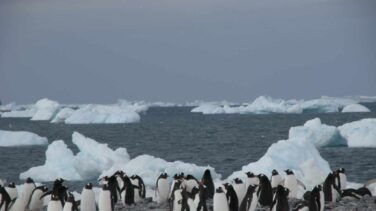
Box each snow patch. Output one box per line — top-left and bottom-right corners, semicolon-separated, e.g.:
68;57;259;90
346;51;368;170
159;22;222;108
0;130;48;147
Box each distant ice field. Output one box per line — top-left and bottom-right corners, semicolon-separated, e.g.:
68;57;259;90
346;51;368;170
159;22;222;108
0;103;376;190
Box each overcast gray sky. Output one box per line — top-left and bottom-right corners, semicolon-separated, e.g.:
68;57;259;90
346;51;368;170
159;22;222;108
1;0;375;104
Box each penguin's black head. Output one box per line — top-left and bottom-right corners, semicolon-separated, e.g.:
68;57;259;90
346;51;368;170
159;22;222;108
8;182;15;188
179;172;185;179
272;169;279;176
42;186;48;192
246;172;255;178
186;175;196;180
316;185;322;191
285;169;293;175
160;173;168;179
338;168;345;173
59;178;65;182
223;183;230;188
173;174;179;180
203;169;211;177
51;194;60;201
26;177;34;183
216;187;224;193
85;183;93;189
233;178;243;184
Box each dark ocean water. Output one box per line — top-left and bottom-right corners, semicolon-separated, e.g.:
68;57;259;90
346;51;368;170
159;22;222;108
1;102;376;190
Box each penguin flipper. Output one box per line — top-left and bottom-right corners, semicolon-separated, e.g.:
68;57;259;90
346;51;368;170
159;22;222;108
364;178;376;187
297;180;306;190
40;190;52;199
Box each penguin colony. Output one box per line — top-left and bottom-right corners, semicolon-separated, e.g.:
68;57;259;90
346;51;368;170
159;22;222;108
0;168;375;211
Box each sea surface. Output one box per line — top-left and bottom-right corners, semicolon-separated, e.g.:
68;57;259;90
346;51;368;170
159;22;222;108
1;102;376;190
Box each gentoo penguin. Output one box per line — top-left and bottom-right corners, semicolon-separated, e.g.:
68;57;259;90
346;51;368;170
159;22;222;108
120;176;134;206
156;173;170;204
170;183;183;211
223;183;238;211
47;194;63;211
283;169;306;198
193;185;208;211
62;194;79;211
245;172;259;188
98;184;113;211
323;173;340;203
113;171;125;200
335;168;347;190
106;175;120;204
201;169;215;199
181;188;197;211
341;187;372;200
257;174;273;207
184;175;199;193
0;186;12;211
22;177;36;205
270;185;289;211
41;178;67;207
239;185;258;211
5;183;17;201
169;173;184;199
130;175;146;202
317;185;324;211
80;183;96;211
28;186;49;211
295;186;321;211
213;187;229;211
270;170;283;191
232;178;246;207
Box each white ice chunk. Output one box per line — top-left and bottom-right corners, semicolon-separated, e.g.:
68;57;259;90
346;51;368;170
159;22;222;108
338;118;376;147
31;98;60;121
51;108;75;123
1;107;36;118
341;104;370;113
289;118;346;147
0;130;48;147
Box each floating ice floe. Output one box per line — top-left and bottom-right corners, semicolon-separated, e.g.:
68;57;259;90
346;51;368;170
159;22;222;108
289;118;346;147
31;98;60;121
0;130;48;147
341;104;370;113
1;104;36;118
338;118;376;147
50;107;75;123
20;132;220;184
191;96;368;114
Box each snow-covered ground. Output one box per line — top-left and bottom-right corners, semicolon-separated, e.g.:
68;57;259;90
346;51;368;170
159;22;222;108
191;96;373;114
0;130;48;147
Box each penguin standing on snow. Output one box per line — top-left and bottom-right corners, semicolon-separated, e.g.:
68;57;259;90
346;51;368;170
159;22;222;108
98;184;113;211
213;187;229;211
0;186;12;211
169;173;184;199
131;175;146;200
270;185;289;211
41;178;68;207
62;194;79;211
22;178;36;205
194;184;208;211
28;186;49;211
232;178;246;208
323;173;340;203
170;182;183;211
80;183;96;211
223;183;238;211
270;170;283;191
245;172;259;188
334;168;347;190
47;194;63;211
156;173;170;204
239;185;258;211
5;183;17;201
201;169;215;199
257;174;273;207
120;176;135;206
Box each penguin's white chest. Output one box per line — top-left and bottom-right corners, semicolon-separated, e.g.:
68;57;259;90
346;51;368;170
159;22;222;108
98;190;112;211
28;189;45;210
5;187;18;200
63;202;73;211
81;189;96;211
47;201;63;211
271;175;283;188
10;197;27;211
172;189;183;211
284;175;298;198
213;192;229;211
233;183;246;206
156;179;169;204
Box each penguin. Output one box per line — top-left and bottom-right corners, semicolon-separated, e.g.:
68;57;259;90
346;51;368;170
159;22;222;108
270;185;289;211
169;174;184;199
184;175;199;193
98;184;113;211
194;184;208;211
156;173;170;204
245;172;259;188
316;185;324;211
28;186;49;211
22;177;36;205
283;169;305;198
181;188;197;211
120;176;134;206
5;183;17;201
323;173;340;203
80;183;96;211
130;175;146;202
270;170;283;191
335;168;347;191
113;171;125;200
40;178;67;207
223;183;238;211
341;187;372;200
296;186;321;211
213;187;229;211
0;186;12;211
62;194;79;211
170;186;183;211
201;169;215;199
257;174;273;207
239;185;258;211
232;178;246;207
106;175;120;204
47;194;63;211
9;197;26;211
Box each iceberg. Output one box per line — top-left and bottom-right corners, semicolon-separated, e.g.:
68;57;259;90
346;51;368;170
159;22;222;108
341;104;370;113
31;98;60;121
1;105;36;118
338;119;376;147
228;138;331;190
50;107;75;123
289;118;346;147
64;104;141;124
0;130;48;147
